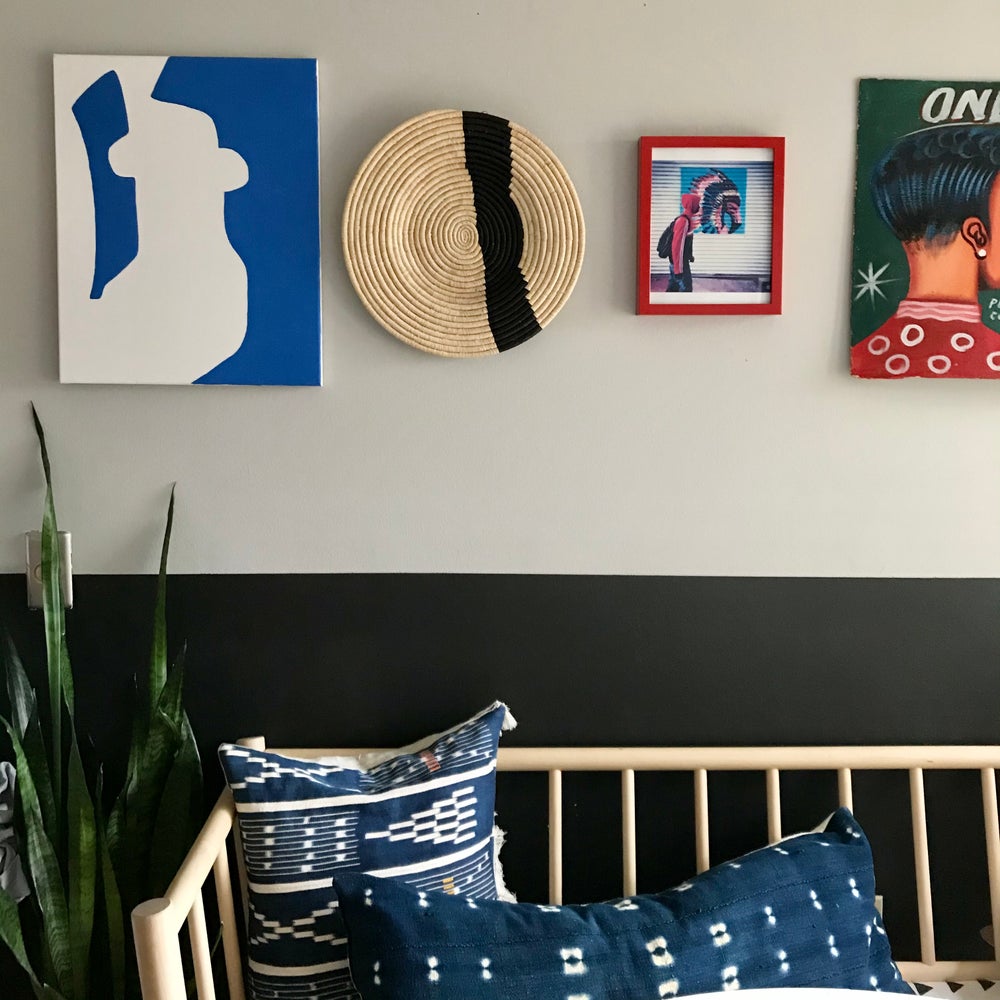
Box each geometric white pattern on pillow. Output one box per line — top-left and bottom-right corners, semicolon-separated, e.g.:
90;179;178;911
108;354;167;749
219;701;515;1000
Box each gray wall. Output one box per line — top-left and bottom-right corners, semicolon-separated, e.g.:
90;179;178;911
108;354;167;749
4;1;1000;577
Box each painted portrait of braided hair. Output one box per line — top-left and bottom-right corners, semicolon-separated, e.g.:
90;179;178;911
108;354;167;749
690;169;743;234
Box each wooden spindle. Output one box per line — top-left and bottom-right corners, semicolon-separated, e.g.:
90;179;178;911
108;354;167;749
982;769;1000;963
766;768;782;843
213;844;247;1000
549;769;563;904
187;892;216;1000
910;767;936;964
622;769;637;896
694;769;710;873
132;898;187;1000
838;768;854;811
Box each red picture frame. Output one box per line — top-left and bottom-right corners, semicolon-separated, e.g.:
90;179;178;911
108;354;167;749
636;135;785;315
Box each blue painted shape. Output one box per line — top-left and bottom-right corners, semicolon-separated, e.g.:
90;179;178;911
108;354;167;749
151;57;321;386
71;71;138;299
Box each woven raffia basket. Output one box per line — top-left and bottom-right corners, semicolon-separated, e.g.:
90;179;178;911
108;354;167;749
343;109;585;357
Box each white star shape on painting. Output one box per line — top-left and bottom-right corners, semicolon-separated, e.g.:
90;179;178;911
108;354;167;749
854;261;897;304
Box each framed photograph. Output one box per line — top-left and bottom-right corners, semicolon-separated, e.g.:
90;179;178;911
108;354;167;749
636;135;784;315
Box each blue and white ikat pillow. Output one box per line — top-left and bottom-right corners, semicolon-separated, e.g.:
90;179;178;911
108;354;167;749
336;808;913;1000
218;701;515;1000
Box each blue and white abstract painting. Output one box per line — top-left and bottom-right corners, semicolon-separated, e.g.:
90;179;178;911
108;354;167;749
54;55;321;385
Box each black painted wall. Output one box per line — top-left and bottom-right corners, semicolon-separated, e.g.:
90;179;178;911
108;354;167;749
2;572;999;996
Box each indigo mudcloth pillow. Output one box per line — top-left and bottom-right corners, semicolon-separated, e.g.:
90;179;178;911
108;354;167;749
337;808;912;1000
219;701;514;1000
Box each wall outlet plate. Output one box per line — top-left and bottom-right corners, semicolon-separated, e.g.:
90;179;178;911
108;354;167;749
25;531;73;609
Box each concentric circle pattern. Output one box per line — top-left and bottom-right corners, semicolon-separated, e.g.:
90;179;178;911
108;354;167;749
343;109;585;357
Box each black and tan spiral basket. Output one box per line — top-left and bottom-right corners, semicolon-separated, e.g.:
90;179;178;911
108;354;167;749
342;109;585;357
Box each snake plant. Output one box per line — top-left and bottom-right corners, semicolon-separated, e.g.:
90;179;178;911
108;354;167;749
0;406;203;999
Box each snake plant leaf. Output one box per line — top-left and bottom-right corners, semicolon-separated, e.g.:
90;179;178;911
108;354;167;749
36;909;59;999
3;630;35;739
32;406;74;838
31;983;69;1000
148;712;203;899
116;648;187;912
149;487;174;721
108;489;175;867
2;639;57;837
133;644;186;804
0;894;66;1000
95;770;125;1000
0;886;41;988
21;712;58;868
65;717;96;999
106;678;142;861
155;644;186;733
2;719;72;997
10;412;206;1000
29;403;54;525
